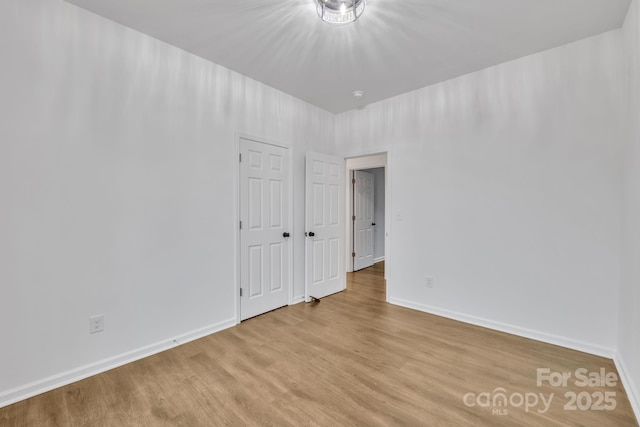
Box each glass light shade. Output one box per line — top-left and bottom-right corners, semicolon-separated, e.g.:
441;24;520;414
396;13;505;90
316;0;365;25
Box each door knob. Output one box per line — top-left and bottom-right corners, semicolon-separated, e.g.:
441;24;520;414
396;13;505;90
308;232;315;237
283;232;290;238
372;223;376;226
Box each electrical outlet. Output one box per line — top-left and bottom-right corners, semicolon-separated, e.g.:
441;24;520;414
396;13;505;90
426;277;434;288
89;315;104;334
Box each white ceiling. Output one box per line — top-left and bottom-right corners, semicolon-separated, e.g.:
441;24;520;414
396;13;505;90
66;0;631;114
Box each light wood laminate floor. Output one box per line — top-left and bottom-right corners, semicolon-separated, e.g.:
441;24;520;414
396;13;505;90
1;262;637;426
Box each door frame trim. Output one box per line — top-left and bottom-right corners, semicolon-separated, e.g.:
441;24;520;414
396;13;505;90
345;153;388;280
234;132;294;324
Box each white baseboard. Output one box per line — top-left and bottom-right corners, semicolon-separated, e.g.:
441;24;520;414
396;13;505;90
0;318;236;409
391;294;638;423
387;297;616;358
614;354;640;424
373;257;385;264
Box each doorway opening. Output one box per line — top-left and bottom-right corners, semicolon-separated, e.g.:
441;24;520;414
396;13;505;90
347;261;386;303
345;153;387;280
352;168;385;270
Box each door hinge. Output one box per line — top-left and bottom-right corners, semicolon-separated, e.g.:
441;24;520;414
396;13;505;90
352;215;356;221
352;178;356;184
239;153;242;162
352;252;356;258
239;221;242;230
240;288;243;297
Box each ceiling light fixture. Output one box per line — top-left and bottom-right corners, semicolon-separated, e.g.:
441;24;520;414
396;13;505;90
316;0;365;25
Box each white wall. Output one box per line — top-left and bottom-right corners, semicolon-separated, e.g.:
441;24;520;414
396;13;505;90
335;31;625;356
620;0;640;419
0;0;333;405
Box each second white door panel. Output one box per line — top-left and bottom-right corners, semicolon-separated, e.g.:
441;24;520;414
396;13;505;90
353;170;375;271
305;153;345;300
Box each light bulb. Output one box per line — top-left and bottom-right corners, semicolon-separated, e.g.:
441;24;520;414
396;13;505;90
340;2;346;14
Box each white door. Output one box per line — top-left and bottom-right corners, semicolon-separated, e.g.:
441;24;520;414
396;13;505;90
305;153;345;301
239;138;290;320
353;170;375;271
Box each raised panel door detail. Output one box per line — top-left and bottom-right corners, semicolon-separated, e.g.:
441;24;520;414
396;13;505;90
249;177;263;230
329;238;340;280
270;243;283;292
313;240;325;284
270;154;282;172
249;245;263;298
329;184;339;226
249;150;262;169
357;229;366;254
366;229;374;257
270;180;282;229
313;183;324;227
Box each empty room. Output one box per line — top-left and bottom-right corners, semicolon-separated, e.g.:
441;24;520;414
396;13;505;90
1;0;640;425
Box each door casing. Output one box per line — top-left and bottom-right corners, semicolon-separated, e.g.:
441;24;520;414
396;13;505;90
345;153;388;280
